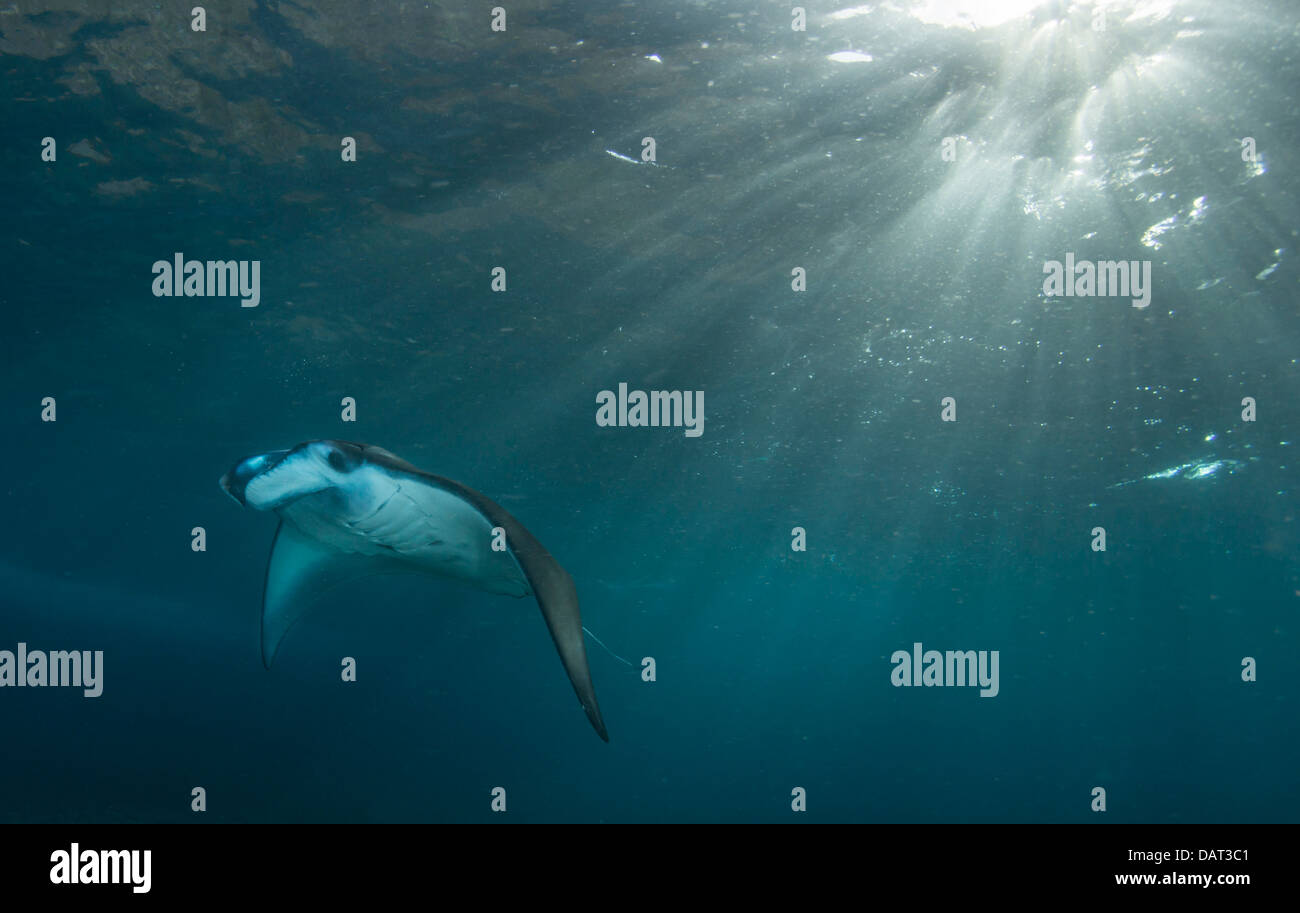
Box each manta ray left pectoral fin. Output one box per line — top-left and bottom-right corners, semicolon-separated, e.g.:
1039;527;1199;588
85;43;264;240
261;521;403;669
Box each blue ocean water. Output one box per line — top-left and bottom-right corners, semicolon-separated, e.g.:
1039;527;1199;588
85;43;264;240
1;0;1296;823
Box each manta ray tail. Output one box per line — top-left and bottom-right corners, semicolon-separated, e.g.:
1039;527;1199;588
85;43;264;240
583;626;635;667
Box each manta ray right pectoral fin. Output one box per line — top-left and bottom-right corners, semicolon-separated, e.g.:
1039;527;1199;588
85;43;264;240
509;535;610;743
261;521;403;669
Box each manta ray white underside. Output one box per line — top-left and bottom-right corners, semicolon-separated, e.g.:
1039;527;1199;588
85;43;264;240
220;439;609;741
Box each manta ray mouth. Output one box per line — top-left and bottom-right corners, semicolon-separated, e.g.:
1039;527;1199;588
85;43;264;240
219;472;244;505
219;467;253;505
219;449;291;506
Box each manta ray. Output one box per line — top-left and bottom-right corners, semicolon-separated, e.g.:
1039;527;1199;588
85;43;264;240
220;439;608;741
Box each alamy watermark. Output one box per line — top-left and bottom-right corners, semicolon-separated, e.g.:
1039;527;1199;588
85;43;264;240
151;252;260;307
0;643;103;696
891;642;999;697
50;844;150;893
596;382;704;437
1043;253;1151;308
